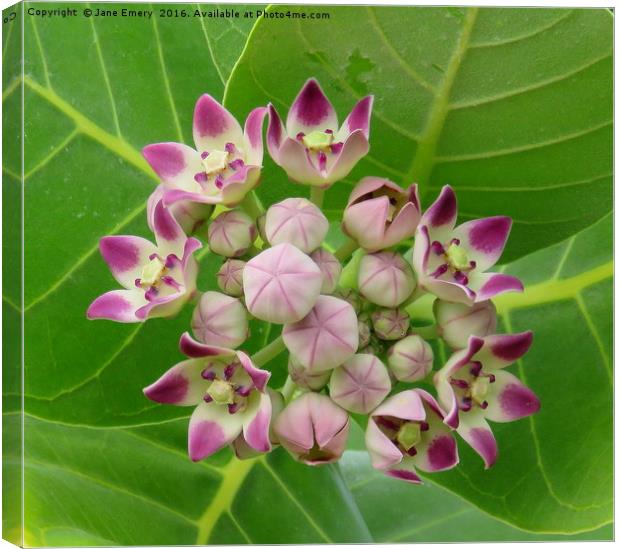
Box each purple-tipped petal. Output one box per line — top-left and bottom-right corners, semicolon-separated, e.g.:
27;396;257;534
179;331;232;359
457;412;498;469
218;164;263;206
87;289;147;323
470;272;524;302
275;137;327;186
99;236;156;290
153;200;186;258
193;94;243;153
476;331;534;370
421;185;457;241
373;390;426;422
282;295;359;372
454;216;512;271
329;354;392;414
237;351;270;392
325;130;370;183
485;370;540;422
188;401;244;461
242;391;272;453
266;104;286;161
143;359;206;406
243;106;267;166
243;243;323;324
286;78;338;136
365;416;404;470
337;95;373;140
142;143;203;192
416;434;458;473
147;185;213;236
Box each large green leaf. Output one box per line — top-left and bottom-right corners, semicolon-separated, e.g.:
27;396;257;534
224;6;612;262
2;2;612;545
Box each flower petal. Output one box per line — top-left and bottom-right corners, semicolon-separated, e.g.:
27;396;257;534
423;277;476;306
242;391;272;453
188;401;244;461
485;370;540;422
237;351;270;392
476;331;534;370
266;104;286;161
143;359;206;406
193;94;243;153
420;185;457;242
286;78;338;136
454;216;512;271
142;143;202;192
276;137;325;185
337;95;373;140
219;164;262;206
135;292;186;320
243;106;267;166
372;390;426;422
469;272;524;302
457;411;498;469
365;416;403;470
385;458;423;484
152;200;186;258
342;196;390;250
87;289;147;323
99;236;156;290
325;129;370;183
179;331;233;359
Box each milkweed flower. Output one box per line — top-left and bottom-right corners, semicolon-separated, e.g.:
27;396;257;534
87;201;200;323
412;185;523;305
267;79;373;187
274;392;350;465
143;332;272;461
342;177;421;252
143;95;266;207
365;389;458;483
434;332;539;468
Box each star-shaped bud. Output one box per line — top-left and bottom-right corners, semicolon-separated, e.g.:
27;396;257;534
371;308;410;340
207;210;257;258
358;252;416;308
191;291;249;349
387;335;434;382
216;259;245;297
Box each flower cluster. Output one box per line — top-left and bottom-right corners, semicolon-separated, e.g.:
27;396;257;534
88;79;540;483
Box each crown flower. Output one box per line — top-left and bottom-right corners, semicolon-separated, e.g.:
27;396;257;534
89;77;539;484
143;96;266;207
267;79;373;187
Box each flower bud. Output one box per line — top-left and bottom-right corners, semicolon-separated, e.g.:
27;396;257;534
358;251;415;307
311;248;342;294
372;308;409;340
387;335;433;382
329;354;392;414
243;243;322;323
265;197;329;253
273;392;350;465
191;291;249;349
288;356;330;390
283;295;359;372
358;320;371;348
434;299;497;349
216;259;245;297
208;210;257;257
335;287;362;313
342;177;421;252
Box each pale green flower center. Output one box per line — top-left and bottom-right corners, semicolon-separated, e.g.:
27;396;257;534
202;150;229;175
471;377;490;404
140;257;165;287
207;379;235;405
302;130;333;151
396;422;421;451
445;243;470;271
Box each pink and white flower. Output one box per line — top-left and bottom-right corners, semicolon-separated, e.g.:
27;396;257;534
267;79;373;187
434;332;539;468
143;95;266;207
365;389;459;483
274;392;350;465
412;186;523;305
87;201;200;323
343;177;421;252
144;332;272;461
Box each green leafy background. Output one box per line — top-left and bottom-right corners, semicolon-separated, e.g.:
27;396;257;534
2;3;613;545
